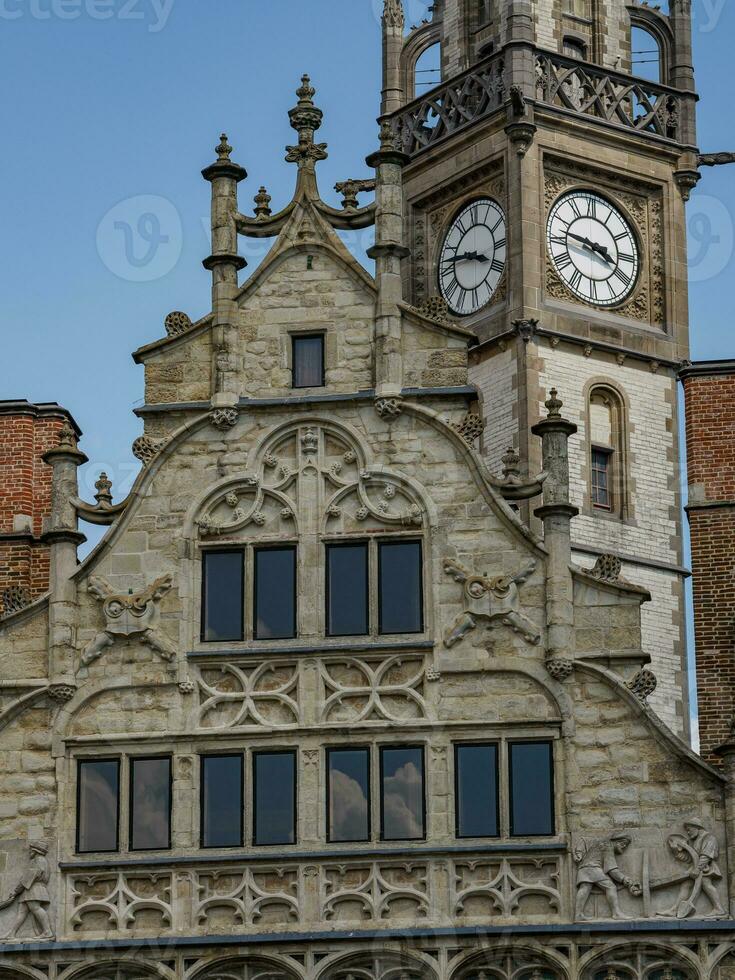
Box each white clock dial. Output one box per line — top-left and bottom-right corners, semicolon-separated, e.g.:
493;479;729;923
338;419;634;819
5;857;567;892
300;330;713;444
546;191;640;307
439;198;507;316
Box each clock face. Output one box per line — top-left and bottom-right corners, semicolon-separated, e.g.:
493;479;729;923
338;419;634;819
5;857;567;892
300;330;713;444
439;198;507;316
546;191;640;307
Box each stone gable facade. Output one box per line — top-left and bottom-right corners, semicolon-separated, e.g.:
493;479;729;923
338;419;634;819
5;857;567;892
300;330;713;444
1;3;734;980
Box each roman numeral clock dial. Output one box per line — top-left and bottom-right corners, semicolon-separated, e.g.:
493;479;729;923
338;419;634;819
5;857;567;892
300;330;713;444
546;190;640;307
439;198;507;316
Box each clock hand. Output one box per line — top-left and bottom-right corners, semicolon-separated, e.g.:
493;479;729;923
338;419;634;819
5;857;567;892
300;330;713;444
567;232;614;265
444;251;491;264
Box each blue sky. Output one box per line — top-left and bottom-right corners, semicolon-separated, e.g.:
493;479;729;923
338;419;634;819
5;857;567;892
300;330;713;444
0;0;732;715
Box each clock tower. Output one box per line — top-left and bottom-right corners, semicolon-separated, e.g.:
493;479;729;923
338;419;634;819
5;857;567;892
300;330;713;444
385;0;697;736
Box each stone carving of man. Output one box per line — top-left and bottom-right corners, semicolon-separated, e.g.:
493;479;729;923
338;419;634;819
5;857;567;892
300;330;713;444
659;818;726;918
574;832;641;920
0;840;53;940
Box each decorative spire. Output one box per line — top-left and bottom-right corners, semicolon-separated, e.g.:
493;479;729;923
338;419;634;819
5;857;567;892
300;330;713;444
545;388;564;420
383;0;405;30
215;133;232;162
502;446;521;480
94;472;113;507
253;186;272;219
286;74;328;168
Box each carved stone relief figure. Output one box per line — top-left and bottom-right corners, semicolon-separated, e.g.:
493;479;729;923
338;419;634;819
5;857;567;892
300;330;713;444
574;832;642;920
654;819;726;919
443;559;540;647
0;840;53;941
82;574;175;666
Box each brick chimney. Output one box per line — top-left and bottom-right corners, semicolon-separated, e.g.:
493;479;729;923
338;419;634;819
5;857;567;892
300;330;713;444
0;400;81;617
681;361;735;764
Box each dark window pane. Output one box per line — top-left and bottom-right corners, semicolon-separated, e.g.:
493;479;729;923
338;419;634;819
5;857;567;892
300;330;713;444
77;760;119;853
591;449;611;509
130;757;171;851
381;747;425;841
292;335;325;388
254;547;297;640
456;744;499;838
328;749;370;842
202;551;244;642
201;755;243;848
327;543;368;636
510;742;554;837
254;752;296;845
379;541;423;634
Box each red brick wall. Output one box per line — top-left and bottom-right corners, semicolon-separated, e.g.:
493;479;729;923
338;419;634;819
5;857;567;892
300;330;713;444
683;370;735;764
0;403;76;615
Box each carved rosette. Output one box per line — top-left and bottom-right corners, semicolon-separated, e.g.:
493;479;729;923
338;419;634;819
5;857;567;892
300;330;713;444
48;683;77;703
451;412;484;447
590;553;622;583
627;668;658;702
210;407;239;430
0;585;31;618
132;435;168;466
375;396;403;420
546;658;574;681
164;311;193;337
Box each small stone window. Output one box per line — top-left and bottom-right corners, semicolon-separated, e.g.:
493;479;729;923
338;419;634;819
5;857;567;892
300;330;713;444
129;756;172;851
325;538;424;638
563;36;588;60
76;755;172;855
291;333;325;389
201;549;244;643
631;24;663;83
327;747;371;843
509;741;555;836
200;754;244;848
253;751;297;846
201;545;297;644
76;758;120;854
254;546;297;640
588;386;628;519
380;746;426;841
455;743;500;838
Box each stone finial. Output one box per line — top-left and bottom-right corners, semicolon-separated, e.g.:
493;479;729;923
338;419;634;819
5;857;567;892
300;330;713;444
254;186;272;219
286;74;328;168
216;133;232;162
383;0;405;29
544;388;563;419
502;446;521;480
58;421;77;449
334;178;376;212
94;472;113;507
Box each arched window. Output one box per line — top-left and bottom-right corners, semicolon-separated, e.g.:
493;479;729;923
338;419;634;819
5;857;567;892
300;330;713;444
631;24;663;82
414;40;442;93
563;36;588;60
451;949;564;980
587;386;628;519
582;945;695;980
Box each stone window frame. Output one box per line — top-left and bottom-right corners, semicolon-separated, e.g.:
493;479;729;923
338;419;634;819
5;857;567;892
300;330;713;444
451;736;557;842
627;4;673;82
288;328;326;391
583;381;633;524
199;541;299;645
74;752;173;858
400;23;442;103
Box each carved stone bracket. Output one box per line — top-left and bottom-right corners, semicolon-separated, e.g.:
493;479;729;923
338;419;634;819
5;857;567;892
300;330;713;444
375;396;404;420
546;657;574;681
210;407;239;430
48;683;77;703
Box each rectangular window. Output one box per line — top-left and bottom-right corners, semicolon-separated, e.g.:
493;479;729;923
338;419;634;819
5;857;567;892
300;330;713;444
201;755;244;848
77;759;120;854
455;744;499;839
326;542;368;637
254;546;296;640
509;741;554;837
253;751;296;846
378;540;423;635
380;746;425;841
292;334;325;389
130;756;171;851
202;550;244;643
591;448;612;510
328;748;370;843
